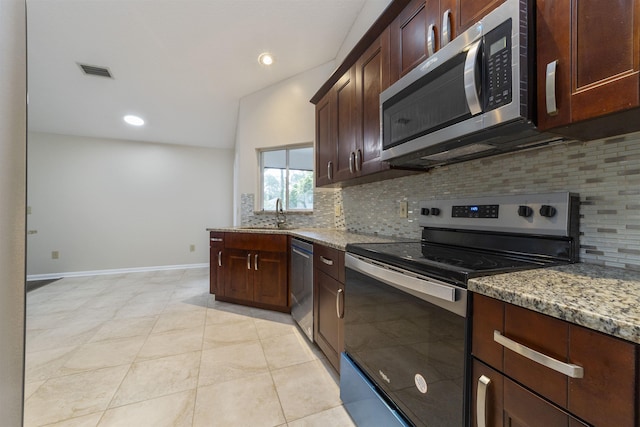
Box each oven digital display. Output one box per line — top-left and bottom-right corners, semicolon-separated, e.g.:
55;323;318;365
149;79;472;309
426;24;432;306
452;204;499;218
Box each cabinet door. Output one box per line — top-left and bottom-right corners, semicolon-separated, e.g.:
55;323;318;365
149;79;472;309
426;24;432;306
355;33;389;177
537;0;640;130
390;0;439;83
458;0;505;32
253;250;288;308
503;378;577;427
314;269;343;371
209;233;224;295
315;91;335;186
471;359;504;427
223;248;253;301
334;66;358;182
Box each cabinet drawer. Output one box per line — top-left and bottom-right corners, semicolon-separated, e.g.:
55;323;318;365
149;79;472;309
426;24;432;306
225;232;287;251
209;231;224;246
314;244;344;282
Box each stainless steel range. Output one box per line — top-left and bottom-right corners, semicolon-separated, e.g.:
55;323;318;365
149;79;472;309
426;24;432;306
340;192;580;427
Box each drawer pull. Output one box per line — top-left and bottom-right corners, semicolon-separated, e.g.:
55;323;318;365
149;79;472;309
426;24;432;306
210;237;223;242
494;330;584;378
477;375;491;427
320;256;334;266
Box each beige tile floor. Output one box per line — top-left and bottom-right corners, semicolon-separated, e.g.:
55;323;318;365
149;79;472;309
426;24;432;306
24;268;356;427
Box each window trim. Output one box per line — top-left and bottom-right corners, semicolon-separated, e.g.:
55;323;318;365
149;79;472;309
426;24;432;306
257;142;314;213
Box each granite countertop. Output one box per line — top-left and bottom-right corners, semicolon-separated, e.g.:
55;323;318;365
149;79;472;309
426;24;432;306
206;227;401;251
468;263;640;344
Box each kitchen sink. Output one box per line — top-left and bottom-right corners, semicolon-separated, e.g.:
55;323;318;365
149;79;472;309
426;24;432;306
238;225;297;230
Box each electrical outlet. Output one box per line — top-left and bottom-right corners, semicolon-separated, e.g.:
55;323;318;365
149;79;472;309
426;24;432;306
399;201;408;218
51;251;59;259
190;244;195;252
27;206;32;215
334;204;342;217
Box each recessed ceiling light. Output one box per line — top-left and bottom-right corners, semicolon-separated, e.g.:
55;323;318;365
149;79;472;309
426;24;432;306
258;52;274;66
124;115;144;126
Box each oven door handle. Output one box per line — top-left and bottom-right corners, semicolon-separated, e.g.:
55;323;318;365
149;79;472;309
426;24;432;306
345;254;458;304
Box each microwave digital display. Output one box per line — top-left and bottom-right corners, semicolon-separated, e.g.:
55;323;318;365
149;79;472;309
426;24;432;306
490;37;507;56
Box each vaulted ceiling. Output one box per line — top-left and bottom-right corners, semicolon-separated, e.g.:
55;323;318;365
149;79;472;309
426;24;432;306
26;0;374;149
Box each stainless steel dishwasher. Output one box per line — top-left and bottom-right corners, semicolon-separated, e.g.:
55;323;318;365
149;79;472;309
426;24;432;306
290;238;313;342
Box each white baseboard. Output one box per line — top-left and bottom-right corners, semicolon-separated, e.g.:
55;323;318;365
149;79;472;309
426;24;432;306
26;263;209;281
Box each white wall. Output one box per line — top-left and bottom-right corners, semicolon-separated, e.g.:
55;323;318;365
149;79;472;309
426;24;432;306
335;0;393;64
27;132;234;276
0;0;26;422
233;61;335;223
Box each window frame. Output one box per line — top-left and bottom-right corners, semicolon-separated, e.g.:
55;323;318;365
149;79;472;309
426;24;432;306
257;143;314;213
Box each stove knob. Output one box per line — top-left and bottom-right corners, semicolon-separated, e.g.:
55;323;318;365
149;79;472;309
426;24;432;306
518;205;533;218
430;208;441;216
539;205;557;218
421;208;430;216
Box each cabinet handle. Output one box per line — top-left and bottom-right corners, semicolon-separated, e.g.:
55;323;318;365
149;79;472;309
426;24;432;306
427;24;436;56
441;9;452;47
349;152;355;174
210;237;223;242
545;60;559;116
463;40;482;116
254;254;259;270
327;161;333;181
493;330;584;378
247;253;251;270
336;288;344;319
218;250;222;267
477;375;491;427
355;149;362;172
320;255;334;266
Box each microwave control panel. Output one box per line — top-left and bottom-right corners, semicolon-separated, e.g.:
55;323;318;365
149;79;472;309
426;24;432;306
485;19;512;111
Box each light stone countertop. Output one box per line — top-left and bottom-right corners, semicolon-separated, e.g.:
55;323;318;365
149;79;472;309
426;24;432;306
468;263;640;344
206;227;402;251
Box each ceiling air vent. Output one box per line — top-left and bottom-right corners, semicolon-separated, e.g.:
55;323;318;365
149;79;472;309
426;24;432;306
78;63;113;78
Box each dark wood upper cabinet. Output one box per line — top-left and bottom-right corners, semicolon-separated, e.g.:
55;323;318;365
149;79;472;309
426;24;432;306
314;92;335;187
458;0;504;32
334;66;358;182
537;0;640;138
355;32;391;177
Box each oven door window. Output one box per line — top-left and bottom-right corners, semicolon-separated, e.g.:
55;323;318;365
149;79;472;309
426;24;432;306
344;267;467;426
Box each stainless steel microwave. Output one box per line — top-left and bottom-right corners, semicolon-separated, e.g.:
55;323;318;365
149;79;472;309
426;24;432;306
380;0;562;169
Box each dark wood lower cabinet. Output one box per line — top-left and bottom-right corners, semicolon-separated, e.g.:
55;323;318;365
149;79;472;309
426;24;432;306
314;269;343;371
210;232;289;312
313;244;345;372
472;293;639;427
209;232;224;295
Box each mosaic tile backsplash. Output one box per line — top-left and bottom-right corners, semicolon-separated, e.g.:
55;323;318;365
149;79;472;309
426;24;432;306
241;131;640;270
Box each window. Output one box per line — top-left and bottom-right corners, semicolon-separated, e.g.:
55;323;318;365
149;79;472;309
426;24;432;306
260;145;314;211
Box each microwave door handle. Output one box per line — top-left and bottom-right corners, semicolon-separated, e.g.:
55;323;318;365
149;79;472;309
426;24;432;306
463;40;482;116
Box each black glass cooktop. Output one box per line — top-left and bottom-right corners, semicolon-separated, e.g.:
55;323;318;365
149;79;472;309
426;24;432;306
346;241;558;286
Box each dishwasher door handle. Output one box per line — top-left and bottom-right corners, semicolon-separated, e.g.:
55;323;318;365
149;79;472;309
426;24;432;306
292;247;311;259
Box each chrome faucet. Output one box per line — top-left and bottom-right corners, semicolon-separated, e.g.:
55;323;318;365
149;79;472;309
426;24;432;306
275;198;287;228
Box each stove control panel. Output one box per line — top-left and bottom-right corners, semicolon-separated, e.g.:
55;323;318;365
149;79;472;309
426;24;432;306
452;204;499;218
419;192;579;237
